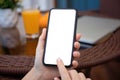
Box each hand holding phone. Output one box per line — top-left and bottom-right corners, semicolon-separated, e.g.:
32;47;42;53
43;9;77;67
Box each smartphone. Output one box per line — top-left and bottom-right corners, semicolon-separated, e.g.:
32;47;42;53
43;9;77;67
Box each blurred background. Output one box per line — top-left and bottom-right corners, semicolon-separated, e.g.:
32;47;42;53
17;0;100;12
0;0;120;80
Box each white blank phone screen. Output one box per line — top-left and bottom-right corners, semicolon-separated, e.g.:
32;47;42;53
44;9;77;66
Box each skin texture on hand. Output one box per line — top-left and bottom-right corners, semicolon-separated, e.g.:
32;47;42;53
23;28;81;80
34;28;81;80
34;28;59;80
54;58;91;80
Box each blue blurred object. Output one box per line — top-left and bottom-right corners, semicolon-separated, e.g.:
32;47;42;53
87;0;100;10
56;0;68;8
69;0;100;11
69;0;87;11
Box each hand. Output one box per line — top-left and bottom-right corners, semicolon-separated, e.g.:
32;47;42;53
54;58;91;80
34;28;81;80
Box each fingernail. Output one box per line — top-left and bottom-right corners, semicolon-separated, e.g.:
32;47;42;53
54;77;56;80
54;77;58;80
57;58;61;62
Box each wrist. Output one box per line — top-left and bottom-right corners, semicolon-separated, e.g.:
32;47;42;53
22;67;42;80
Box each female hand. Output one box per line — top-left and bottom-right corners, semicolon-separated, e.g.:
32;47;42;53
34;28;81;80
22;28;81;80
54;58;91;80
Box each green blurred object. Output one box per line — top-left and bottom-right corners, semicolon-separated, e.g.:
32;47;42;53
0;0;18;10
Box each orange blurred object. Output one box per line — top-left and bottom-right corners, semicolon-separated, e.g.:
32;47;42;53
39;12;49;28
22;10;42;35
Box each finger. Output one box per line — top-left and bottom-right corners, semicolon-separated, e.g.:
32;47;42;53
36;28;46;51
86;78;92;80
74;42;80;50
69;70;80;80
79;72;86;80
57;58;71;80
34;28;46;69
73;51;80;59
76;33;81;41
72;60;78;68
54;77;60;80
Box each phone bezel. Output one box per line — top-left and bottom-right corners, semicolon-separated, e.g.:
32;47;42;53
42;8;78;67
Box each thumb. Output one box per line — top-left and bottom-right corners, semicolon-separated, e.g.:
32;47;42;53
36;28;46;51
34;28;46;69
